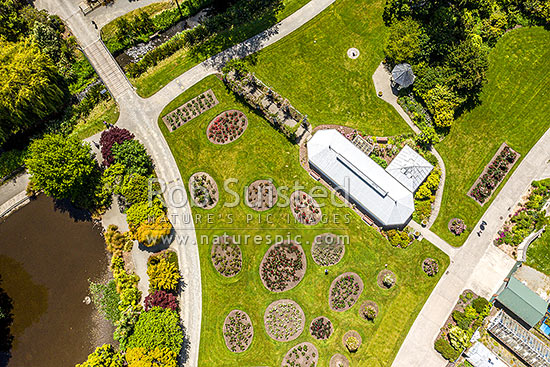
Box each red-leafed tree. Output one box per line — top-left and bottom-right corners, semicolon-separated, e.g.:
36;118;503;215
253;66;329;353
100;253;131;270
99;127;134;166
144;290;178;312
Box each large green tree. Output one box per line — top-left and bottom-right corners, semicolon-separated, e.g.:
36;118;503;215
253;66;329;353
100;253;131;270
0;39;64;144
25;134;98;205
384;17;426;65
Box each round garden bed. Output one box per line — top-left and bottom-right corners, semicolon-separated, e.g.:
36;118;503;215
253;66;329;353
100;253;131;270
260;241;306;292
329;272;364;312
359;301;379;321
264;299;305;342
207;110;248;144
211;235;242;277
281;342;318;367
309;316;333;340
245;180;278;211
342;330;362;353
330;354;349;367
189;172;218;209
290;191;322;225
448;218;466;236
377;269;396;289
311;233;345;266
422;258;439;277
223;309;253;353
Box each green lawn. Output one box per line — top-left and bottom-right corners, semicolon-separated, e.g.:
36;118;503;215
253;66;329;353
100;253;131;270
247;0;409;136
431;27;550;246
159;75;449;366
526;230;550;276
69;99;120;141
133;0;311;97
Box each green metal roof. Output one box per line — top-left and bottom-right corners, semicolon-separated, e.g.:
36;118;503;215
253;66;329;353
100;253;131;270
497;276;549;328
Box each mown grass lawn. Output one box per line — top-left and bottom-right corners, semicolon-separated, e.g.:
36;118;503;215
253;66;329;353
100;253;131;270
526;230;550;276
133;0;311;97
159;75;448;366
431;27;550;246
69;98;120;141
247;0;409;136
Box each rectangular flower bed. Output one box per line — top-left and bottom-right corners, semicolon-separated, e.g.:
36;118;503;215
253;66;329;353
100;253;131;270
162;89;219;132
467;143;519;205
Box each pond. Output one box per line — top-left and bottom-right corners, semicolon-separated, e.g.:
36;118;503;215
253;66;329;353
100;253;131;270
0;195;112;367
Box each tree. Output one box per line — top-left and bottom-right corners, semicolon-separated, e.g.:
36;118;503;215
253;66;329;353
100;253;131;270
384;17;426;65
25;134;99;205
144;290;178;311
126;200;165;231
126;307;183;354
0;39;64;144
76;344;125;367
424;84;459;127
147;257;180;291
119;173;149;204
446;38;489;97
100;127;134;166
126;347;177;367
32;22;61;61
0;0;29;41
136;215;173;247
112;139;153;176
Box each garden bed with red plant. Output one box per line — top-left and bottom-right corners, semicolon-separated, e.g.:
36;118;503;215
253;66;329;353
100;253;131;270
260;241;306;292
162;89;218;132
281;342;318;367
223;309;253;353
207;110;248;144
329;272;364;312
468;143;519;205
245;179;278;211
309;316;333;340
290;191;322;225
211;235;242;277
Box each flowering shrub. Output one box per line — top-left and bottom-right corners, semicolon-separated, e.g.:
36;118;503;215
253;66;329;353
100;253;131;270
144;290;178;312
345;336;359;352
309;317;332;340
260;241;306;292
422;258;439;276
100;127;134;166
470;145;517;203
362;305;376;320
449;218;466;235
223;310;253;353
386;229;412;248
207;110;248;144
329;273;363;311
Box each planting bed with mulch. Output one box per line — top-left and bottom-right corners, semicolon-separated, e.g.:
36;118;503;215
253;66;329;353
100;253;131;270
309;316;333;340
260;241;307;292
290;190;322;225
329;353;349;367
468;143;519;205
223;309;253;353
207;109;248;144
358;301;379;321
377;269;396;289
264;299;305;342
189;172;218;209
448;218;466;236
311;233;345;266
211;235;242;277
163;89;218;132
281;342;318;367
245;179;278;211
342;330;362;352
329;272;364;312
422;258;439;277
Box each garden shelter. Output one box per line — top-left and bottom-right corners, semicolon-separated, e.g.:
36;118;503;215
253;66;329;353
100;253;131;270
386;145;433;192
307;129;414;228
465;342;507;367
391;63;415;89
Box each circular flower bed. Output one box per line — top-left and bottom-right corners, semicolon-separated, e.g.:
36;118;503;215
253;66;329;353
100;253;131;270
311;233;345;266
359;301;379;321
245;180;278;211
264;299;305;342
223;309;253;353
329;272;364;312
207;110;248;144
448;218;466;236
290;191;322;225
309;316;333;340
422;258;439;276
211;235;242;277
342;330;362;353
260;241;306;292
281;342;318;367
377;269;396;289
189;172;218;209
330;354;349;367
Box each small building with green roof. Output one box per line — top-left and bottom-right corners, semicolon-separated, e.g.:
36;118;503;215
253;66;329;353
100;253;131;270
496;276;549;328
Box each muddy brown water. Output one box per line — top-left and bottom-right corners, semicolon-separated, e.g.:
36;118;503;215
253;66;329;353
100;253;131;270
0;195;112;367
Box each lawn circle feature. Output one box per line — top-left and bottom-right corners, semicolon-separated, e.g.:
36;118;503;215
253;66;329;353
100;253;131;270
207;109;248;144
448;217;466;236
342;330;362;353
211;235;242;277
359;301;379;321
377;269;396;289
422;258;439;277
290;191;322;225
329;272;364;312
222;309;253;353
189;172;218;209
264;299;305;342
260;241;307;292
309;316;333;340
311;233;345;266
330;354;350;367
347;47;360;59
245;180;278;211
281;342;319;367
